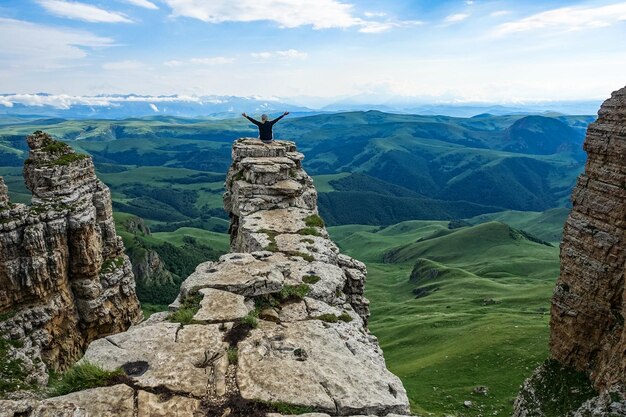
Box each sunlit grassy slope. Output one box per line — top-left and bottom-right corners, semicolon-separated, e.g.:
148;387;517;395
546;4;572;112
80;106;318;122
328;219;560;417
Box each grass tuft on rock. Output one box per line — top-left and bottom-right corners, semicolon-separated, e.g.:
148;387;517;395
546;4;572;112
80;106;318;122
302;275;321;285
339;312;353;322
169;293;202;325
241;310;259;328
315;312;353;323
266;401;314;415
260;229;279;252
227;347;238;365
279;284;310;301
303;214;324;228
0;334;33;397
298;227;321;237
50;153;88;166
292;252;315;262
100;256;125;274
315;313;339;323
48;361;123;397
519;359;597;417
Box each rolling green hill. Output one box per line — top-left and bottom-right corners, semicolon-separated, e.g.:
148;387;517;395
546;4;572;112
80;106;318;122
329;219;560;417
469;208;570;244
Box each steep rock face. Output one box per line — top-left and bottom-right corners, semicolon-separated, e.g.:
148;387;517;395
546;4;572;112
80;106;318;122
513;87;626;415
550;87;626;388
2;138;410;416
0;132;141;393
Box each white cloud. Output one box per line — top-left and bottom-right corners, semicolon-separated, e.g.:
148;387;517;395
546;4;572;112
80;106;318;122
364;11;387;18
164;57;235;66
164;60;184;67
37;0;132;23
163;0;359;29
444;13;470;24
490;10;511;17
251;49;308;60
103;60;143;70
0;18;114;67
276;49;308;59
189;57;235;65
123;0;158;10
162;0;423;33
250;52;273;60
0;94;209;109
495;2;626;35
359;19;423;33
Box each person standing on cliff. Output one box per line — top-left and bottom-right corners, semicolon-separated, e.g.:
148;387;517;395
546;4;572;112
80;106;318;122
242;112;289;143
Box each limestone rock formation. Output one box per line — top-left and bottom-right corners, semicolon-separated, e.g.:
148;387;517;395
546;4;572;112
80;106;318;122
0;138;410;416
0;132;141;395
513;87;626;415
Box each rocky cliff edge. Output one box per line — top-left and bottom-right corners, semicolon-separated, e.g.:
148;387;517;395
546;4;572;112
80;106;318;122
512;87;626;416
1;138;411;417
0;131;141;396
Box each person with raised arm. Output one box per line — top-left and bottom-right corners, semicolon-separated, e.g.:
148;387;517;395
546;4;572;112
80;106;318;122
242;111;289;143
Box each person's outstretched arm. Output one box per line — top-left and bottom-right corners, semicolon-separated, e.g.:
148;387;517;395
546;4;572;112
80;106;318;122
242;112;261;126
270;111;289;125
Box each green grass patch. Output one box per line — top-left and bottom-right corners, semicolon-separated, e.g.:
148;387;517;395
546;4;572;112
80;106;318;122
48;361;123;397
279;284;310;301
100;256;125;274
338;312;353;322
302;275;321;285
298;227;321;236
265;401;314;415
169;293;202;325
259;229;279;252
315;313;339;323
41;139;70;154
50;153;88;166
303;214;325;228
314;312;353;323
520;359;597;417
141;303;168;318
240;310;259;328
227;347;238;365
291;252;315;262
0;334;33;397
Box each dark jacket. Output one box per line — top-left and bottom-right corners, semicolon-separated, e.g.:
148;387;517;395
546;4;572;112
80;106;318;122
245;114;286;141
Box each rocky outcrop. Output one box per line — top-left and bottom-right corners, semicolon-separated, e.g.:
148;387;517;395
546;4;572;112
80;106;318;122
0;132;141;395
1;138;410;416
224;139;370;323
513;87;626;416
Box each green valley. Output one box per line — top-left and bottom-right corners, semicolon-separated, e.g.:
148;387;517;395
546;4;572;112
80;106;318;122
329;219;563;416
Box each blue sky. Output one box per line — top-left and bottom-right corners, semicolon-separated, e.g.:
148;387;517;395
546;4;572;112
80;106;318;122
0;0;625;105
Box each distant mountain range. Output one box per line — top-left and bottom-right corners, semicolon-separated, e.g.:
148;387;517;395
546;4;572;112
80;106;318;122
0;93;602;119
